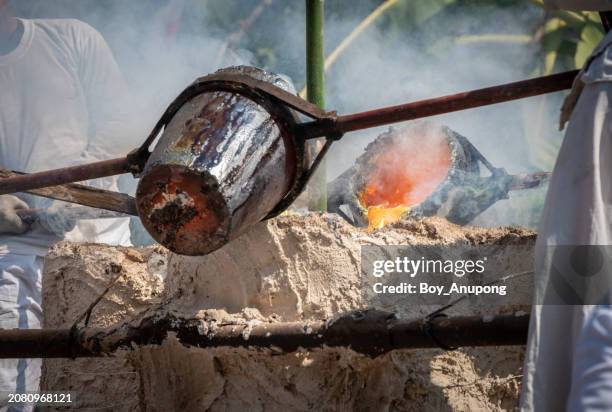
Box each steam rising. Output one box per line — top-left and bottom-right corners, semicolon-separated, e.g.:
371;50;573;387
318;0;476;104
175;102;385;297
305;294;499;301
12;0;564;229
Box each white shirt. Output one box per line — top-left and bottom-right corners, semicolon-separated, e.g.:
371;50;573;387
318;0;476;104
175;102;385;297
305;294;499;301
0;18;134;255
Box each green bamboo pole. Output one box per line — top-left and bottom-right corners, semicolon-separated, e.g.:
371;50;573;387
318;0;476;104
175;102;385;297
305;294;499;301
305;0;327;211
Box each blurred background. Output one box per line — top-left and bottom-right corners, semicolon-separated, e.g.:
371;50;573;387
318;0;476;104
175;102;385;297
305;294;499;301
10;0;605;228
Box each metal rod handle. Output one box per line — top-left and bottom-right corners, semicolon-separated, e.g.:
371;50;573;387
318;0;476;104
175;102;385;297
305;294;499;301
300;70;579;138
0;157;131;196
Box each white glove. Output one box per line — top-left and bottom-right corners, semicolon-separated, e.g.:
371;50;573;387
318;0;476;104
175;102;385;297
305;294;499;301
0;195;30;234
38;201;77;237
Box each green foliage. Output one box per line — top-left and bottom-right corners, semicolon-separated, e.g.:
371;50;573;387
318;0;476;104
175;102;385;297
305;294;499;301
534;7;604;73
575;22;605;67
526;6;605;170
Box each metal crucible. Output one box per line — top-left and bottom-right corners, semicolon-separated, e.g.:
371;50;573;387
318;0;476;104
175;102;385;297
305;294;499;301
136;66;304;255
328;123;544;228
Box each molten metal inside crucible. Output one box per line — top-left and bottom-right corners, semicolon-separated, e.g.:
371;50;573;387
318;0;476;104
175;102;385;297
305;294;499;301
358;127;452;229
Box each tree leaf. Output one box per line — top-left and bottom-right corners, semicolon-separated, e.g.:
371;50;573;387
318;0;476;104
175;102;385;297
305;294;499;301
575;23;604;68
582;22;604;46
541;26;571;53
554;10;586;27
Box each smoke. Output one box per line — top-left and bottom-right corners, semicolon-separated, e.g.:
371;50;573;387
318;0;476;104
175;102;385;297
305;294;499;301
314;2;563;228
12;0;564;229
320;7;558;172
8;1;252;243
12;0;251;149
360;122;453;209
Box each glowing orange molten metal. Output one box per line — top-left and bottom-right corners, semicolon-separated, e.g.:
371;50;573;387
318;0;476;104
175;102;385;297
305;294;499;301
360;130;452;229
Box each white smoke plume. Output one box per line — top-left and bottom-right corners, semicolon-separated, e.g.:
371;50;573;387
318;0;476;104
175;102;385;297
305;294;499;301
12;0;565;229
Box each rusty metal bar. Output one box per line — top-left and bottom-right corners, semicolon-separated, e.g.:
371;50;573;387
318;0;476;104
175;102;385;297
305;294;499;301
0;329;78;358
0;157;132;196
0;169;138;215
300;70;579;138
16;207;128;226
0;312;528;359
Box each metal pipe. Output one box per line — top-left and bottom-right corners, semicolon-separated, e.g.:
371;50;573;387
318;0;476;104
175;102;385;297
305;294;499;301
16;207;127;226
0;328;81;358
300;69;579;138
0;157;132;196
0;312;528;359
306;0;325;107
306;0;328;212
0;168;138;215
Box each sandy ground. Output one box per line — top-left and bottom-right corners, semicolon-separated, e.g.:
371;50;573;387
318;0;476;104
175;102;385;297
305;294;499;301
41;214;534;411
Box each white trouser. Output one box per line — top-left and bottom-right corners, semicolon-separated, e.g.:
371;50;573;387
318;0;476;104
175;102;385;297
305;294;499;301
521;82;612;410
0;253;43;412
568;305;612;411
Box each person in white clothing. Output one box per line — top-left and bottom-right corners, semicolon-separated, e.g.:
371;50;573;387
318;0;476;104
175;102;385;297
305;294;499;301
520;1;612;411
0;1;132;408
